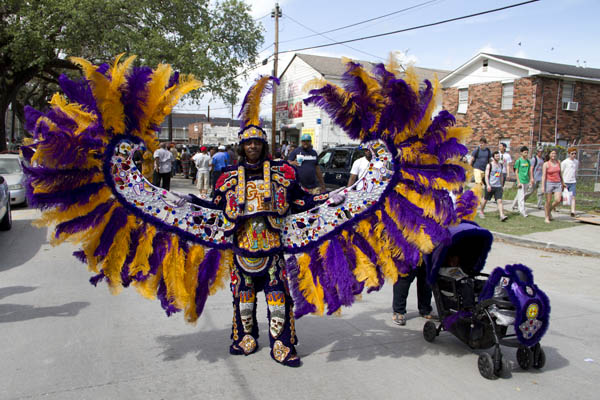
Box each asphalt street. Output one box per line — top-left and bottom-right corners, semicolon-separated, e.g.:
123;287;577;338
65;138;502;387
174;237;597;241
1;206;598;400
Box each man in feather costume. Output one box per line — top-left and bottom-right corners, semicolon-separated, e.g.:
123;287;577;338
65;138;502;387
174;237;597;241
22;55;478;367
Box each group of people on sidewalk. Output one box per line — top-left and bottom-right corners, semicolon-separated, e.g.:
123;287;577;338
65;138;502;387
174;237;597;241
470;137;580;223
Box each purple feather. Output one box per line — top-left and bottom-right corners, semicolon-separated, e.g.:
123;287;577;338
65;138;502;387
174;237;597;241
27;182;105;211
285;255;316;319
54;201;114;238
93;206;128;260
147;231;172;277
379;209;420;266
194;248;222;317
58;74;98;114
455;190;478;220
324;236;356;306
120;225;145;287
157;279;181;316
308;247;341;315
122;66;153;133
351;233;384;292
73;250;87;264
24;106;45;132
89;271;106;287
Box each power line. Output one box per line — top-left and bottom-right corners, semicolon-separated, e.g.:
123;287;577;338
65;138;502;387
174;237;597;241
254;12;271;21
280;0;540;55
283;13;385;61
279;0;439;44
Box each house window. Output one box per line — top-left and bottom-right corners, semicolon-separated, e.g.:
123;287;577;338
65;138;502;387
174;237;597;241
562;82;574;102
457;88;468;114
501;83;514;110
483;59;488;72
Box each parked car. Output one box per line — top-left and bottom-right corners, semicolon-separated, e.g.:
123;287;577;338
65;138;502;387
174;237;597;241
0;175;11;230
0;154;26;205
317;145;363;189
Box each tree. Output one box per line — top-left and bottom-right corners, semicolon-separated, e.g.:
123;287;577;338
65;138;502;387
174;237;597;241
0;0;264;151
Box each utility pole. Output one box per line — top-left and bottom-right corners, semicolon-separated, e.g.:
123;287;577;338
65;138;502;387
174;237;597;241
271;3;281;154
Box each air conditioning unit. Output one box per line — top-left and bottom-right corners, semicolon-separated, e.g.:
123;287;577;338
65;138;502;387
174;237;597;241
562;101;579;111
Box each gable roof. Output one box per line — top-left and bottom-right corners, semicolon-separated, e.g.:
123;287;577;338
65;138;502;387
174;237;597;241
441;53;600;86
280;53;449;82
487;54;600;80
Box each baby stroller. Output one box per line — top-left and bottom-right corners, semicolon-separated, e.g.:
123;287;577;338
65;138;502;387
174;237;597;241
422;221;550;379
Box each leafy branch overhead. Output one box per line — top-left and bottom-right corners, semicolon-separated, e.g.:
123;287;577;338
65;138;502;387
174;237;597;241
0;0;264;149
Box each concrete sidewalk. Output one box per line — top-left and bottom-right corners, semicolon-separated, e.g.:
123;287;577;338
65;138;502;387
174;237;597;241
482;199;600;257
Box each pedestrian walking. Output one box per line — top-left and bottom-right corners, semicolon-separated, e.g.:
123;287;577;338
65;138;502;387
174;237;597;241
524;146;544;209
499;142;512;187
211;145;229;195
470;137;492;188
541;149;564;223
511;146;533;217
561;147;579;217
480;151;508;221
181;146;191;178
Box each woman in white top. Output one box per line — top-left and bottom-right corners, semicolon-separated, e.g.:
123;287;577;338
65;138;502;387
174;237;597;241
561;147;579;217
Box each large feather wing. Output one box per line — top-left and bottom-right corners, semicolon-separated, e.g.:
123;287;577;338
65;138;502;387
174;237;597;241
284;62;478;319
23;56;231;323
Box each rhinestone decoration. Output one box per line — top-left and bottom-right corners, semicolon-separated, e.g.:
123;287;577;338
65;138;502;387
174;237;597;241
282;140;393;250
110;139;233;245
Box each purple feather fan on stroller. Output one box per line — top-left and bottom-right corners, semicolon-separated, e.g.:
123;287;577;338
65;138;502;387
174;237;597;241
423;221;550;379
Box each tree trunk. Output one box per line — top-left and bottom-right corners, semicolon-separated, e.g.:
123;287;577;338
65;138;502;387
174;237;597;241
0;100;8;152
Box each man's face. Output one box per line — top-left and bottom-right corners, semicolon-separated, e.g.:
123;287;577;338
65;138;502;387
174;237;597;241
364;149;372;161
243;139;263;163
301;140;311;149
521;150;529;158
569;151;577;159
499;144;506;153
493;153;501;162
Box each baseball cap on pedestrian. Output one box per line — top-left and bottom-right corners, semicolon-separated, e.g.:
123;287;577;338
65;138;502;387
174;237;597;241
200;146;207;152
300;134;312;142
218;145;226;150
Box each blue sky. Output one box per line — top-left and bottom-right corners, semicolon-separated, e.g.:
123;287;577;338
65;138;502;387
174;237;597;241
180;0;598;117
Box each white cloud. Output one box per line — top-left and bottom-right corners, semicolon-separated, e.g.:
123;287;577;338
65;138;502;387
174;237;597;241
514;49;527;58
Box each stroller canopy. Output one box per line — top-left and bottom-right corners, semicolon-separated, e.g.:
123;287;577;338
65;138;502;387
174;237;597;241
425;221;493;284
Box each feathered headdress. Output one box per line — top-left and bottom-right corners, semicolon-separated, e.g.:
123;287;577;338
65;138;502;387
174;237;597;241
238;75;279;144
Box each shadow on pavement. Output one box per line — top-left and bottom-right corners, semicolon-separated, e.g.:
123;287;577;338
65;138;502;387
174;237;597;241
0;301;90;323
155;307;474;364
0;285;37;301
0;218;48;272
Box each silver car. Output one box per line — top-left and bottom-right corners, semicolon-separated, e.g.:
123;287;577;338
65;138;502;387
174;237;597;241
0;154;26;205
0;175;11;230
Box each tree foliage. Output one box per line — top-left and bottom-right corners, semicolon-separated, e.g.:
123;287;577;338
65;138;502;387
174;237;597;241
0;0;264;150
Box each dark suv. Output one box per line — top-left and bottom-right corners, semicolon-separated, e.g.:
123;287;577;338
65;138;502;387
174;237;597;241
317;145;363;189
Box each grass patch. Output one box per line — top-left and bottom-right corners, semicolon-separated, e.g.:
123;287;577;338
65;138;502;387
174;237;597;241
474;211;575;236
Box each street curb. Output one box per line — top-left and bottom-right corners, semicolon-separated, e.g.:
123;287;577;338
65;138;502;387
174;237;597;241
490;231;600;258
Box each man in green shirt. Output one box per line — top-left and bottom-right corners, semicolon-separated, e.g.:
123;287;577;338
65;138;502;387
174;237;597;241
511;146;534;217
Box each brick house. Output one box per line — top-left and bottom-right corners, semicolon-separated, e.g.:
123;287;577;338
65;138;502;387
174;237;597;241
441;53;600;150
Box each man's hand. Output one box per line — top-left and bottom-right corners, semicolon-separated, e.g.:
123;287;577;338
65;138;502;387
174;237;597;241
289;160;299;167
487;185;492;193
320;185;327;193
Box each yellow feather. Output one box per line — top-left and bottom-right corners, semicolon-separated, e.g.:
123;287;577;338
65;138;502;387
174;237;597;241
302;77;328;92
210;250;232;295
351;243;379;288
99;215;137;294
162;235;189;309
183;244;205;323
33;187;112;229
49;93;97;135
129;225;157;278
78;203;119;272
239;76;271;127
297;253;325;316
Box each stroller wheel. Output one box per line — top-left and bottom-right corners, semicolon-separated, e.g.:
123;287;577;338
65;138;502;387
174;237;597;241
478;353;497;380
532;343;546;369
423;321;437;342
516;345;534;370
